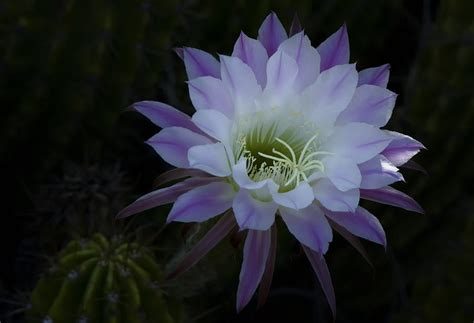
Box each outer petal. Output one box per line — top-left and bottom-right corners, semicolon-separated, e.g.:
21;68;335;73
257;12;288;56
280;204;332;254
183;47;220;79
269;181;314;210
232;32;269;87
336;85;397;127
233;189;277;230
323;155;362;192
325;207;386;246
132;101;201;133
236;229;271;312
324;122;392;164
147;127;212;168
167;181;235;223
188;76;234;117
312;178;359;212
382;131;425;166
263;50;298;106
192;109;233;145
317;24;349;71
279;31;321;92
358;64;390;88
117;177;215;218
359;155;404;189
188;143;231;177
220;55;262;115
299;64;358;128
360;187;424;214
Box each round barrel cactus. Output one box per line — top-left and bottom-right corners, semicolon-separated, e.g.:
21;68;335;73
27;233;175;323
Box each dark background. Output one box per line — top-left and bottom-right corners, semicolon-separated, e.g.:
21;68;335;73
1;0;473;322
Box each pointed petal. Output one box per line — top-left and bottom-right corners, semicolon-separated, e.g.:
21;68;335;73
153;168;209;188
167;211;236;279
324;155;362;191
167;181;234;223
269;181;314;210
302;246;336;319
183;47;220;79
220;55;262;115
233;189;277;230
325;207;386;246
132;101;201;132
188;76;234;117
382;131;425;166
236;229;271;312
359;155;404;189
336;85;397;127
263;50;298;106
117;178;214;218
280;204;333;254
324;122;392;164
232;32;269;87
146;127;212;168
192;109;233;144
312;179;359;212
299;64;358;128
400;160;428;174
358;64;390;88
328;218;373;267
258;12;288;56
188;143;231;177
360;187;424;214
258;225;277;308
279;31;321;92
289;13;302;37
317;24;349;71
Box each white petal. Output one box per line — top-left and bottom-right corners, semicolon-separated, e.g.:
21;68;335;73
233;189;277;230
359;155;404;189
188;143;231;177
323;155;362;191
263;50;298;107
269;181;314;210
188;76;234;117
192;109;233;145
312;178;359;212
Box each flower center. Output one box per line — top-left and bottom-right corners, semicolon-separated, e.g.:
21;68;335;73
234;123;331;191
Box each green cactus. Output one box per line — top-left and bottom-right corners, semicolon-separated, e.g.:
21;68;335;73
27;233;175;323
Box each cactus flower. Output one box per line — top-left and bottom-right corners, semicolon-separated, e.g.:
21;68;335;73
118;12;424;316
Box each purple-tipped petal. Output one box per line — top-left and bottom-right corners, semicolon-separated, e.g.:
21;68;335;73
323;156;362;191
257;225;277;308
328;218;373;267
324;122;392;164
167;181;235;223
236;229;271;312
147;127;212;168
299;64;358;128
188;143;231;177
358;64;390;88
280;204;333;254
257;12;288;56
289;13;302;37
312;179;359;212
382;131;425;166
220;55;262;115
279;31;321;92
167;211;236;279
302;246;336;319
360;186;424;214
263;50;298;106
233;189;277;230
183;47;220;80
269;181;314;210
336;85;397;127
117;177;214;219
174;47;184;60
153;168;209;188
359;155;404;189
188;76;234;117
317;24;349;71
400;160;428;174
232;32;269;87
325;207;387;247
132;101;201;133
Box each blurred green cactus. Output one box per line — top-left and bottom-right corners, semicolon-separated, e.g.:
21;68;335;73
27;233;175;323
